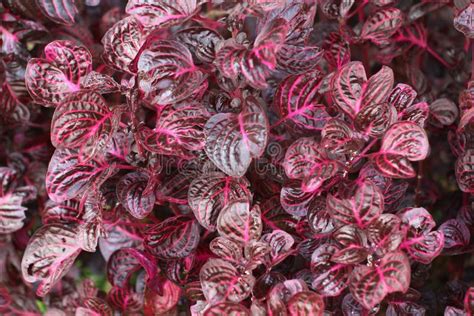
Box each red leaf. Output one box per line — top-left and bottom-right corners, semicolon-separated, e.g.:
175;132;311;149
360;8;403;45
200;258;255;304
327;179;384;228
205;96;269;177
188;172;252;231
321;118;364;155
144;215;200;259
332;225;369;264
273;70;330;131
354;102;397;137
116;171;156;219
101;16;147;74
21;223;82;296
349;251;411;310
217;200;262;246
204;302;251;316
37;0;79;25
134;39;207;104
143;277;181;315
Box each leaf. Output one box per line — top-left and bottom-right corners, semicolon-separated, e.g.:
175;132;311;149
42;199;81;224
372;122;429;178
273;70;330;131
205;96;269;177
200;258;255;304
399;207;444;264
280;182;316;217
126;0;201;28
277;45;323;74
321;119;364;155
144;215;200;259
331;62;394;118
267;279;308;314
360;8;403;45
465;287;474;315
81;71;120;94
349;251;411;310
134;39;207;104
354;102;397;137
25;41;92;106
175;27;223;64
215;19;288;89
261;196;299;235
21;223;82;296
327;179;384;228
209;237;242;265
400;102;430;127
429;98;459;126
217;200;262;246
388;83;417;112
51;91;114;152
456;149;474;193
46;149;111;202
37;0;79;25
137;104;208;156
188;172;252;231
331;225;369;264
284;137;340;193
287;291;324;316
439;219;470;249
107;287;141;312
116;171;156;219
143;277;181;315
307;198;336;236
454;4;474;38
311;243;349;296
204;302;251;316
101;16;147;74
367;214;403;255
260;230;295;267
0;194;27;234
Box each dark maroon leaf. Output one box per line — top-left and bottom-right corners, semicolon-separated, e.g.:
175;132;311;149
349;251;411;310
200;258;255;304
456;149;474;193
327;179;384;228
21;223;82;296
440;219;470;249
205;96;269;177
273;70;330;131
430;98;459;127
37;0;79;25
355;102;397;137
175;27;223;64
144;215;200;259
188;172;252;231
116;171;156;219
287;291;324;316
367;214;403;255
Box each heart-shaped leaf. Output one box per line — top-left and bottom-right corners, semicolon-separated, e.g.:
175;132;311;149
21;223;82;296
372;122;429;178
126;0;201;28
138;104;208;156
322;119;364;154
188;172;252;231
360;8;403;45
26;40;92;106
280;182;316;217
200;258;255;304
349;251;411;310
399;207;444;264
51;91;115;153
331;62;394;118
284;137;340;192
307;198;336;237
327;179;384;228
144;215;200;259
116;171;156;219
217;200;262;246
205;96;269;177
46;149;111;202
102;16;147;74
134;39;207;104
273;70;330;131
37;0;79;25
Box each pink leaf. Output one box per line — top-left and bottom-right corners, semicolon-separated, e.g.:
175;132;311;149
367;214;403;255
0;194;27;234
175;27;223;64
134;39;207;104
260;230;294;267
144;215;200;259
360;8;403;45
101;16;147;74
388;83;417;112
354;102;397;137
280;182;316;217
37;0;79;25
200;258;255;304
204;96;269;177
454;4;474;38
204;302;251;316
143;277;181;315
321;119;364;155
273;70;330;131
327;179;384;228
311;243;350;296
188;172;252;231
349;251;411;310
217;200;262;246
21;223;82;296
81;71;120;94
287;291;325;316
116;171;156;219
267;279;308;314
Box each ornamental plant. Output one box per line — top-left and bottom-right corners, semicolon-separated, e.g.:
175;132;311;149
0;0;474;315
